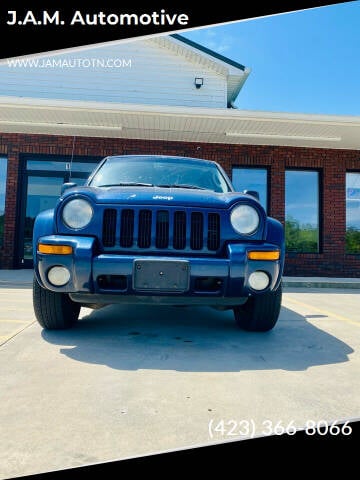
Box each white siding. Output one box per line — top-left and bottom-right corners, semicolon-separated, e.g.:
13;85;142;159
0;39;227;108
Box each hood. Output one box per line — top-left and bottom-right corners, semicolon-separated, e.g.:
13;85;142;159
61;186;259;209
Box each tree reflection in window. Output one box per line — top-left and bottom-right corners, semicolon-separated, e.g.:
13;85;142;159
346;172;360;254
285;170;319;253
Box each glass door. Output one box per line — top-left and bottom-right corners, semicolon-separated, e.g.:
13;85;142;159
22;175;65;265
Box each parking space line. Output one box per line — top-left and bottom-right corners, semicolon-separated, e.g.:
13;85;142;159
0;321;36;347
0;319;33;323
0;288;32;290
284;297;360;327
1;305;34;312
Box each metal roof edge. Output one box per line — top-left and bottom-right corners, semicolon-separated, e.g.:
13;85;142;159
170;33;246;72
1;97;360;126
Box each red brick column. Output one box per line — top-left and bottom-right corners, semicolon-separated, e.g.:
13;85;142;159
269;151;285;223
322;153;346;273
2;147;20;269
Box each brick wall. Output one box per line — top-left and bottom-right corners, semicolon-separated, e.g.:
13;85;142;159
0;132;359;277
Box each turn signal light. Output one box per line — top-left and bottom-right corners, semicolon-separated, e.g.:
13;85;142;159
248;251;280;261
38;244;73;255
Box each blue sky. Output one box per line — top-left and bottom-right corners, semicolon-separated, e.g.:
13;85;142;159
184;1;360;115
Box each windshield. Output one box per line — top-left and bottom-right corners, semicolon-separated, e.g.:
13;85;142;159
88;157;232;193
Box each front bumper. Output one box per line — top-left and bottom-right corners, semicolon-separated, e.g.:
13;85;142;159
35;235;282;306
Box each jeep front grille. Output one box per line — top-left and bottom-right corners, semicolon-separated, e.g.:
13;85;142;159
102;209;117;247
120;209;134;248
190;212;203;250
155;210;169;249
101;208;221;253
173;211;186;250
138;209;152;248
207;213;221;251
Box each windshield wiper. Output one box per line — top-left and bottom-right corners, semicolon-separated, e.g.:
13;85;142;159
98;182;154;187
156;184;209;190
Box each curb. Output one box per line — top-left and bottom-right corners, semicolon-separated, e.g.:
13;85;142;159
282;279;360;289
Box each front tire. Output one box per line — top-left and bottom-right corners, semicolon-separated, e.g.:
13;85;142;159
33;277;80;330
233;283;282;332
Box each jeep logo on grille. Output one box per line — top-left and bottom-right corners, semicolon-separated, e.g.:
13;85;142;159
152;195;174;201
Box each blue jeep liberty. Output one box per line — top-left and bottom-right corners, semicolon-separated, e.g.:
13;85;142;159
33;155;284;332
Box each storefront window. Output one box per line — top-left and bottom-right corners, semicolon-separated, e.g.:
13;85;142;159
285;170;320;253
232;168;268;211
0;157;7;248
346;172;360;254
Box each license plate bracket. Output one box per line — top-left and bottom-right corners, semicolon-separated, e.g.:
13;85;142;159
133;260;190;292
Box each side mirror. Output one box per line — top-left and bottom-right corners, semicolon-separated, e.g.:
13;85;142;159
61;182;77;195
244;190;260;201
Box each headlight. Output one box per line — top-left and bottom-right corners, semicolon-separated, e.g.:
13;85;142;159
62;198;93;229
231;205;259;235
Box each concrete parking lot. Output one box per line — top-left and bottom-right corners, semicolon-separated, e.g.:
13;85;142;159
0;272;359;478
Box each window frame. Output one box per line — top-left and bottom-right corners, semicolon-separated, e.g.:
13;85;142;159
285;167;322;254
345;169;360;255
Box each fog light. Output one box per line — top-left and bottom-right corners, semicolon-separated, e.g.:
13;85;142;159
248;271;270;291
47;266;71;286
